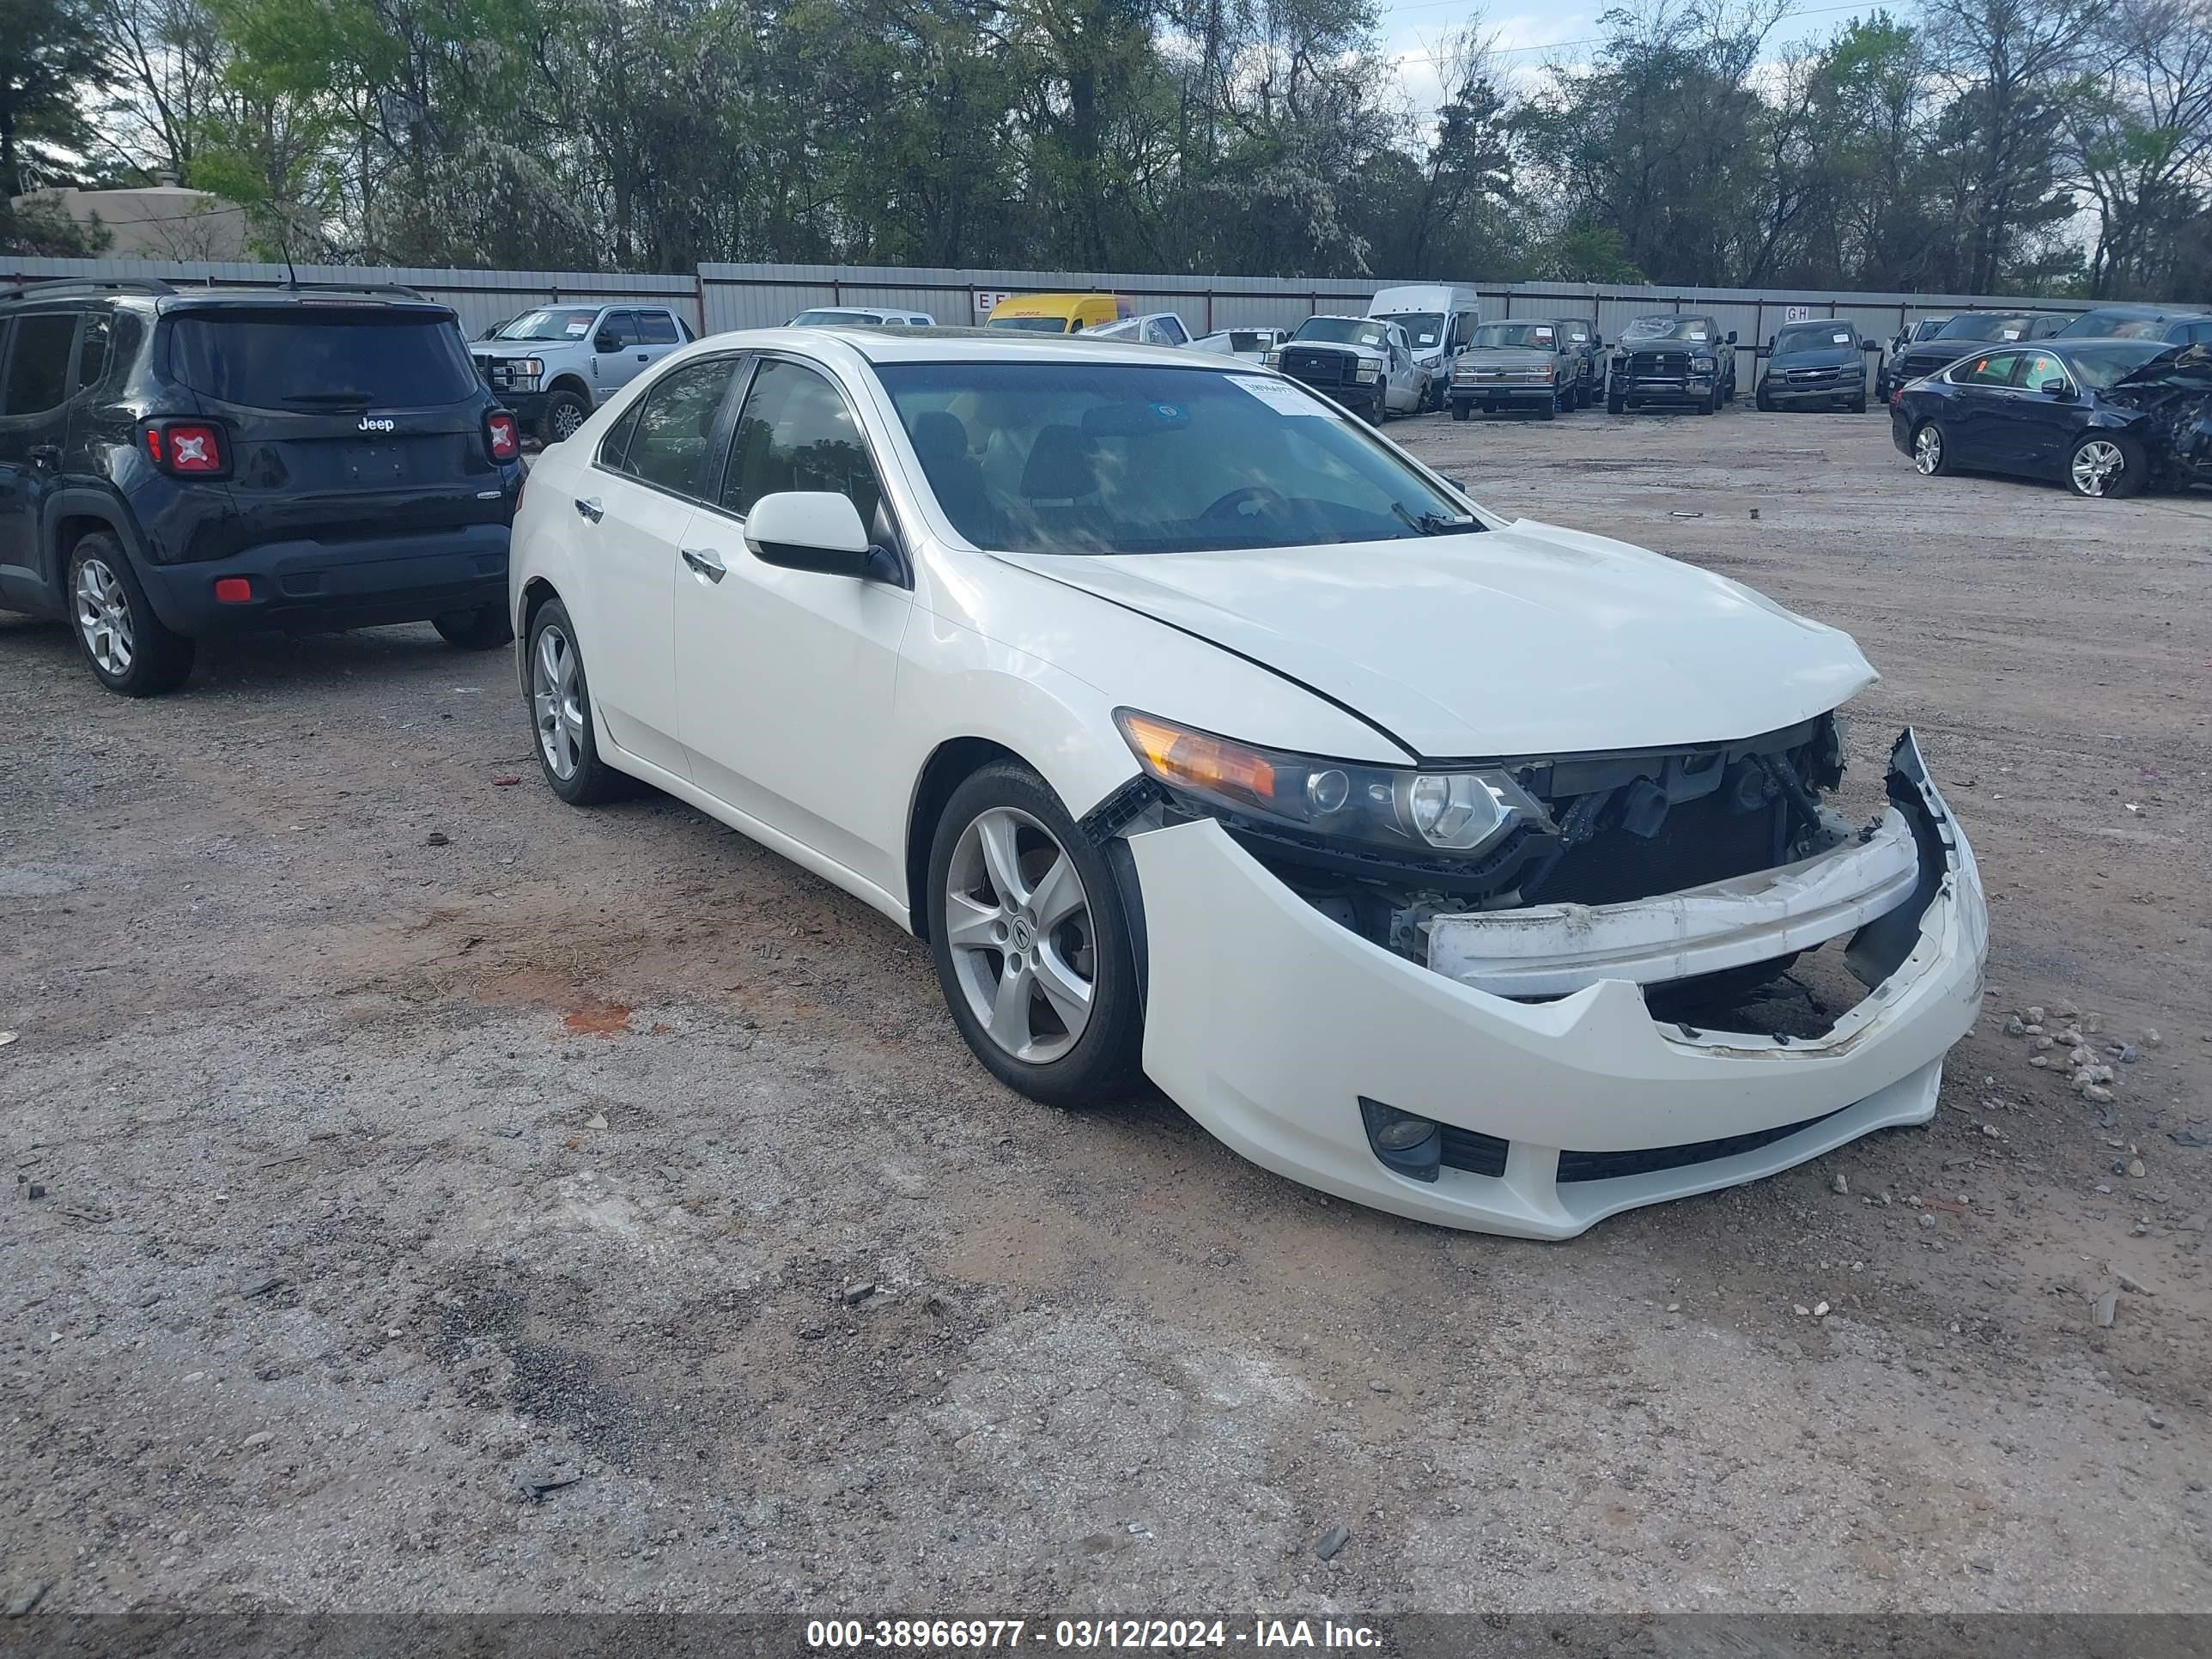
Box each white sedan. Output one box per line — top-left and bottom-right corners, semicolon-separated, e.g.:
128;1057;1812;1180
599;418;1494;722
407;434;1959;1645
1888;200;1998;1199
508;327;1988;1239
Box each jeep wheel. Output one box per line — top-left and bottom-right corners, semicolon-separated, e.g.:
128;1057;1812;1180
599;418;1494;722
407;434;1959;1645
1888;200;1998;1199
434;604;514;650
538;389;590;446
68;534;195;697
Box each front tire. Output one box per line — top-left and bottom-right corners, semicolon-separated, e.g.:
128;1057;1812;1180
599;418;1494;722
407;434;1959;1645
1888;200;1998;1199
538;388;590;446
434;604;514;649
1449;400;1470;422
2068;433;2143;498
526;599;638;805
68;534;194;696
1911;421;1952;477
927;763;1145;1109
1607;390;1626;415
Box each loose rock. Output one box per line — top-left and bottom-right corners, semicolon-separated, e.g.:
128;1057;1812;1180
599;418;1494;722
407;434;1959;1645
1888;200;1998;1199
842;1282;876;1305
583;1113;608;1131
241;1431;273;1450
2087;1085;2116;1106
1832;1173;1850;1195
2142;1028;2162;1047
2026;1006;2045;1024
1315;1522;1351;1561
2005;1016;2025;1036
2113;1267;2154;1295
2053;999;2078;1019
2091;1290;2118;1328
425;831;450;848
5;1580;52;1618
1919;1213;1937;1229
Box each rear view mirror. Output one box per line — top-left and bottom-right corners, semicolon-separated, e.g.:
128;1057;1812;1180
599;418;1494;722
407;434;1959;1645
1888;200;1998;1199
745;492;893;580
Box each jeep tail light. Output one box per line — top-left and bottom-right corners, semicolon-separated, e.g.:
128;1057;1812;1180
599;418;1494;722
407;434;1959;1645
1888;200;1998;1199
486;411;520;463
144;421;226;477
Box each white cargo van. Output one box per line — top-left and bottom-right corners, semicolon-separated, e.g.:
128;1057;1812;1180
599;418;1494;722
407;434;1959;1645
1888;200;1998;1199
1367;284;1481;411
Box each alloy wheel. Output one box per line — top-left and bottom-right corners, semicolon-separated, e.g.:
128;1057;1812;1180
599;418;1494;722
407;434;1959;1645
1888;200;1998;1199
74;557;135;676
552;401;586;441
943;806;1096;1064
2071;439;2124;496
1913;425;1943;475
532;623;586;781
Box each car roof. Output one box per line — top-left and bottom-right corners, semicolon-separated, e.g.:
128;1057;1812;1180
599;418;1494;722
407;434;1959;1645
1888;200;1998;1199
705;325;1207;368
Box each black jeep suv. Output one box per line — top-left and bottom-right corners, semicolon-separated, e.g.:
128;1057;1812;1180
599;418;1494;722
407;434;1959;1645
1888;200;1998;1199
0;278;524;696
1607;313;1739;414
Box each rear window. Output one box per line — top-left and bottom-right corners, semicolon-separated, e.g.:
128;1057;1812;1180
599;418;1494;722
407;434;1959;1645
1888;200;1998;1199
166;309;480;409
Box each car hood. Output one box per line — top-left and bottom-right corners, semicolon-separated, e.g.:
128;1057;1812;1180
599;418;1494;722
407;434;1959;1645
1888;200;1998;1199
2112;343;2212;391
471;343;561;361
1770;347;1861;369
1458;347;1555;368
994;522;1875;759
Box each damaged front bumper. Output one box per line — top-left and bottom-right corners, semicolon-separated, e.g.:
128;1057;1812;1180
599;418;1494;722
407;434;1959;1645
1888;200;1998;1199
1127;730;1987;1239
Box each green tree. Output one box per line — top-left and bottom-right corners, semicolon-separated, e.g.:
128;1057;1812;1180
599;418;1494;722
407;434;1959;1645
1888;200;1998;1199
1;0;110;199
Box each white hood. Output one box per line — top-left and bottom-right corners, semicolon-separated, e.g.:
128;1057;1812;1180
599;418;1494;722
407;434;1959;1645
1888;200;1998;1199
996;520;1874;759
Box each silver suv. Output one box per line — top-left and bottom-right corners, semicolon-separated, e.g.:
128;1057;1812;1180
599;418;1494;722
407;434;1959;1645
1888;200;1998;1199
470;303;696;443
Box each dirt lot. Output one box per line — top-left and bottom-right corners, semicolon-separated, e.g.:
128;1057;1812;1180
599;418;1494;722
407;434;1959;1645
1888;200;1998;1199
3;404;2209;1620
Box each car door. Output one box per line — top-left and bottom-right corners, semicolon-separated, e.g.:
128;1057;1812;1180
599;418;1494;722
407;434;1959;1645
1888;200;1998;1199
0;307;80;580
576;351;747;775
672;354;915;890
2007;350;2085;473
634;308;685;371
1387;326;1420;410
1940;349;2023;466
591;310;653;403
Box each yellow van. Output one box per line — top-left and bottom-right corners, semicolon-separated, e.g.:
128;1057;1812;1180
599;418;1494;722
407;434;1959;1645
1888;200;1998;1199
984;293;1129;334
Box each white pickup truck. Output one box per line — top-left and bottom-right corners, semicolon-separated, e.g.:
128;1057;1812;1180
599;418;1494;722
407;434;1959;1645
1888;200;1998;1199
469;302;696;443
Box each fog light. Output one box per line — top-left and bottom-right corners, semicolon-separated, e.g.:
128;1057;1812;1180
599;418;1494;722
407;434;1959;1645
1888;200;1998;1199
1306;769;1350;814
1359;1097;1442;1182
213;577;252;604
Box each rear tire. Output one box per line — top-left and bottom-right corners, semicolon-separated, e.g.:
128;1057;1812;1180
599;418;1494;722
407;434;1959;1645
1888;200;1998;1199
526;598;639;805
927;762;1146;1109
434;604;514;649
67;534;195;697
1911;421;1952;477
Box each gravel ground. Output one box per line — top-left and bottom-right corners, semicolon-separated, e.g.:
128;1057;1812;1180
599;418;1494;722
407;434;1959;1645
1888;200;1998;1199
3;404;2209;1619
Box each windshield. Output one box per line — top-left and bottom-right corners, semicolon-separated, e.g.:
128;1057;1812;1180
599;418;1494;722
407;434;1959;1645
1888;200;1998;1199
1468;322;1557;349
167;310;479;408
1293;318;1389;349
2069;343;2169;389
987;315;1075;334
1621;316;1714;343
1376;312;1444;348
1775;323;1855;352
877;362;1480;556
496;307;600;342
1936;313;2039;342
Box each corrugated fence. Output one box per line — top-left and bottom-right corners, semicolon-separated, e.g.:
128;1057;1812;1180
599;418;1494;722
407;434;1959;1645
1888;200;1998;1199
3;253;2125;367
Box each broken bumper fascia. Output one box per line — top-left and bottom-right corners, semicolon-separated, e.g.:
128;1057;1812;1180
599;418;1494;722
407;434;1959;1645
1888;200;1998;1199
1127;729;1987;1240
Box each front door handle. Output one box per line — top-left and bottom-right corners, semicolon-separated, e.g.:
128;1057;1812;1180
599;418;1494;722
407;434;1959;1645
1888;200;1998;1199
574;496;603;523
681;546;726;582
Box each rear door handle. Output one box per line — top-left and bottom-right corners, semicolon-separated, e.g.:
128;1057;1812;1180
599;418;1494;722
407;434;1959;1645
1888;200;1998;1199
681;546;726;582
574;496;603;523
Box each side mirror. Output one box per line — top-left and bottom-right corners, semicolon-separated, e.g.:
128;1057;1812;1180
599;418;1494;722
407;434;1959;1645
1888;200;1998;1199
1726;330;1739;345
745;491;890;580
2039;378;2075;399
593;331;618;354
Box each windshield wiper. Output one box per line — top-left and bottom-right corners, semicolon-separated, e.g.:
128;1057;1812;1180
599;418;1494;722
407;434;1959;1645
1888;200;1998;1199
1389;501;1480;537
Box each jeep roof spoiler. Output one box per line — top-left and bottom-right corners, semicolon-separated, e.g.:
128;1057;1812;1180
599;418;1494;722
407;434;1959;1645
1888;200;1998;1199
1;276;179;302
274;281;431;301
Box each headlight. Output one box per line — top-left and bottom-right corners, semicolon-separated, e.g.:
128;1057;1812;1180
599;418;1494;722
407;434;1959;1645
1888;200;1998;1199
1115;710;1549;860
1541;363;1557;380
1691;355;1717;372
1265;349;1285;368
520;357;544;377
1355;362;1381;382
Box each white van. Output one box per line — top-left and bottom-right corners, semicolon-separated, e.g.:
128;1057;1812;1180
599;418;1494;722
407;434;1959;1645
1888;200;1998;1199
1367;284;1481;411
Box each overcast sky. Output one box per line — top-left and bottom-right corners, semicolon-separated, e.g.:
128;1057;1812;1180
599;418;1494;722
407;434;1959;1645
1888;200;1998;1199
1380;0;1887;117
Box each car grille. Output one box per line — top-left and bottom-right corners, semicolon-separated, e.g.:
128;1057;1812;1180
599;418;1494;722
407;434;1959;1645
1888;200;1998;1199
1555;1108;1847;1183
477;359;538;392
1438;1124;1510;1177
1628;350;1692;377
1784;366;1849;381
1459;366;1550;384
1283;349;1355;385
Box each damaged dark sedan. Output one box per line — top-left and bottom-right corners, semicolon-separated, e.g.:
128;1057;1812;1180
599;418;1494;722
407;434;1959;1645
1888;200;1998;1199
1893;339;2212;498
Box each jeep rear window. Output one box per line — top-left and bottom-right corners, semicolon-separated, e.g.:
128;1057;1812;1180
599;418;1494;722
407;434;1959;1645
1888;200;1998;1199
166;311;481;409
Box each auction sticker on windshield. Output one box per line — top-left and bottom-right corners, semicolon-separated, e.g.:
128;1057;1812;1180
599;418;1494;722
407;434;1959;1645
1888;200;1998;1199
1231;374;1327;416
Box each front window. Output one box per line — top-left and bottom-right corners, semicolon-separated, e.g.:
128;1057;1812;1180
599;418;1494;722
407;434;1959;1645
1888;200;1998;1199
720;359;883;529
876;361;1479;556
1468;322;1556;349
1292;319;1389;350
987;315;1073;334
1936;313;2039;343
1621;316;1714;343
495;308;601;342
1376;312;1443;349
166;309;480;408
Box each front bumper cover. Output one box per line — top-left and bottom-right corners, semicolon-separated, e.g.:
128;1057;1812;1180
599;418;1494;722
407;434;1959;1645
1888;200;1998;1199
1127;730;1986;1239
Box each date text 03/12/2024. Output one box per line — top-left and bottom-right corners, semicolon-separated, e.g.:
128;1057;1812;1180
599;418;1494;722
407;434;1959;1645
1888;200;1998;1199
806;1618;1384;1650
